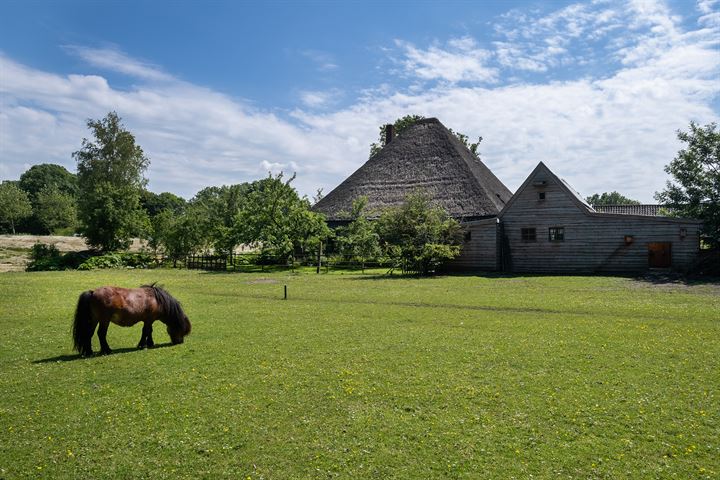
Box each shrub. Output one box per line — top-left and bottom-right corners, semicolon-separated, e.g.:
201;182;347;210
77;253;123;270
375;192;463;275
26;243;63;271
26;243;154;271
78;252;153;270
60;251;95;270
231;253;260;267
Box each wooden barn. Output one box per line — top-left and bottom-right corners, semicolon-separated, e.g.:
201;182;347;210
453;162;702;273
315;118;702;273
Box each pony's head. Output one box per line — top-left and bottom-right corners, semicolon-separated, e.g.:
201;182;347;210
144;284;192;345
167;314;192;345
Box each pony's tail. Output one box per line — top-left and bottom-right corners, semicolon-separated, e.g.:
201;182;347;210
73;291;94;356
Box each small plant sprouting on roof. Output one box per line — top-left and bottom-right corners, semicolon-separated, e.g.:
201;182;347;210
368;114;482;160
369;114;426;158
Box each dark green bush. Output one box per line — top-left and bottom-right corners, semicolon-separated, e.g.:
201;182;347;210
78;253;123;270
78;252;153;270
61;251;96;269
26;244;144;271
231;253;260;267
26;244;63;271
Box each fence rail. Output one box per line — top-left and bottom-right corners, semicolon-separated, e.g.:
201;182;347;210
185;254;227;271
182;252;395;273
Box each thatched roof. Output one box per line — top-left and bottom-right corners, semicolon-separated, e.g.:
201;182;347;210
314;118;512;222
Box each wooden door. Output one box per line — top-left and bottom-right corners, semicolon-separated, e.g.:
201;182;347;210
648;242;671;268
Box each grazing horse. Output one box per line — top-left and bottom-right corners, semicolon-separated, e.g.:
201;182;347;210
72;284;191;357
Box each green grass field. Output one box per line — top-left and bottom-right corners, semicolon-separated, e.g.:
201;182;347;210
0;270;718;479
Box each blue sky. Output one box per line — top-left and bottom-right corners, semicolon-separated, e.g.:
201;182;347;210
1;0;718;202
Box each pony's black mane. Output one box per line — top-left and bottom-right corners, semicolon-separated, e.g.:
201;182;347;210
141;283;189;333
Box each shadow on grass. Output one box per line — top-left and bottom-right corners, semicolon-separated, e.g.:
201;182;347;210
353;271;720;285
633;272;720;287
347;271;537;281
197;265;300;275
33;342;176;364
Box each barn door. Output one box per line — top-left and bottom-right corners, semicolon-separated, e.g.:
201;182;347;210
648;242;671;268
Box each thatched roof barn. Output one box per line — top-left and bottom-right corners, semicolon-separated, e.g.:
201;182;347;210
314;118;512;222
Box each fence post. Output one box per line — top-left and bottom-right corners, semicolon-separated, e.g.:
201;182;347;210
316;241;322;274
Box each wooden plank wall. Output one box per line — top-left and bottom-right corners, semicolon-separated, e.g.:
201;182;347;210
500;169;701;273
450;218;498;271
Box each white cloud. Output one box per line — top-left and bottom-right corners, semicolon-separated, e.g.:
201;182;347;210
0;0;718;205
396;37;498;83
300;49;338;71
0;52;360;198
63;45;174;82
298;89;342;108
697;0;720;26
492;1;623;71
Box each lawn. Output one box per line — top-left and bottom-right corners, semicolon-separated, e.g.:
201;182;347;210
0;270;718;479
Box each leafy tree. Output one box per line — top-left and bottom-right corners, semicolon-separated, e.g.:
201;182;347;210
586;191;641;205
655;122;720;248
150;208;205;267
369;114;482;159
375;191;463;275
19;164;77;201
336;196;380;271
16;164;78;234
141;192;189;259
34;185;77;234
140;190;186;218
233;173;330;262
0;182;33;234
73;112;150;251
189;183;250;254
286;203;333;260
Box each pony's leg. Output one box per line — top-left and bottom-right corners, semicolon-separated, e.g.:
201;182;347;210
97;319;112;355
138;322;153;349
146;322;155;348
137;325;147;349
84;317;99;357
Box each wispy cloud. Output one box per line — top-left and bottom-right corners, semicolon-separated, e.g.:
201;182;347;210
298;89;342;108
1;0;718;204
300;49;338;71
63;45;174;82
491;1;623;72
0;51;357;198
698;0;720;26
395;37;498;83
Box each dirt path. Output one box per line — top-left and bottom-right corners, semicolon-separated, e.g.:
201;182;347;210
0;235;146;252
0;235;146;272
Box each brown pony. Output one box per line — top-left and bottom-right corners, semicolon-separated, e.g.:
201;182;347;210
72;284;191;356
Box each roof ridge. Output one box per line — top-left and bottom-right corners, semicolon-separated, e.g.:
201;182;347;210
414;117;440;125
431;120;512;212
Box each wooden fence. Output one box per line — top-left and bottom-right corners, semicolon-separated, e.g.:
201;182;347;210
183;252;394;272
185;254;228;271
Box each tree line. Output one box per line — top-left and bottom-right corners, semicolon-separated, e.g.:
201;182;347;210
1;112;718;266
0;112;466;273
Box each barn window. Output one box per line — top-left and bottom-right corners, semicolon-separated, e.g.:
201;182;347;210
549;227;565;242
521;228;536;242
464;230;472;242
538;192;546;200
